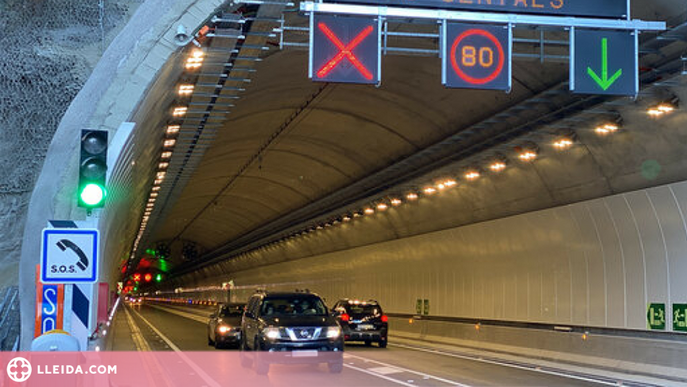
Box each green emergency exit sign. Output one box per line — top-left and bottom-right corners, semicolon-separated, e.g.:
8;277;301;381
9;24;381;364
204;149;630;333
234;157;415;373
647;303;666;330
674;304;687;332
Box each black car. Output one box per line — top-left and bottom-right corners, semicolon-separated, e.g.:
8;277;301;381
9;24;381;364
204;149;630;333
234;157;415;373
241;291;344;374
332;299;388;347
207;303;245;349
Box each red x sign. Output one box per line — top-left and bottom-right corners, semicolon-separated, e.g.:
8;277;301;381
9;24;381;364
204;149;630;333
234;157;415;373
310;15;379;84
317;23;374;80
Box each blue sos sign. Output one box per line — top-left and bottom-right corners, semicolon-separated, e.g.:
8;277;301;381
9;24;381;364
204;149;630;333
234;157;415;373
40;285;60;334
443;23;511;91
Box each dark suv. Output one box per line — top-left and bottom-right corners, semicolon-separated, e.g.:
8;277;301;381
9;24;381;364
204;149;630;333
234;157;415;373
241;291;344;374
332;299;388;347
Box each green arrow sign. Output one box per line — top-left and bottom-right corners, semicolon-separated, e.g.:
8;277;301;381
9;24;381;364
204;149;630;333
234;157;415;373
573;30;636;96
587;38;623;91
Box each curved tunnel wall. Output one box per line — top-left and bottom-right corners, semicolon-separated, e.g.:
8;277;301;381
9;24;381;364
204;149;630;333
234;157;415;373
174;179;687;332
18;0;226;350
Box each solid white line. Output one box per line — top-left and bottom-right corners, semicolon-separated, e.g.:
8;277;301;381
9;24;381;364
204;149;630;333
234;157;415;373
129;307;222;387
344;363;418;387
344;353;472;387
390;342;619;386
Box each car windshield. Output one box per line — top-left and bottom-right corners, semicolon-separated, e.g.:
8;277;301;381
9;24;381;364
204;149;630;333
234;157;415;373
220;305;244;317
261;296;327;316
345;304;382;316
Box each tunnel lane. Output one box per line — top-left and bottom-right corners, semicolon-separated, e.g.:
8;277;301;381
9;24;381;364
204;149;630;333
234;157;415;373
118;301;614;387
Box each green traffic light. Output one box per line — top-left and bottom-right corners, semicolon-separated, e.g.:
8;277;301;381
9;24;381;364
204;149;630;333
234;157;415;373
80;183;106;206
155;274;162;282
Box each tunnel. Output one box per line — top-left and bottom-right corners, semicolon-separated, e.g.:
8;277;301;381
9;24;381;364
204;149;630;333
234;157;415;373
12;0;687;385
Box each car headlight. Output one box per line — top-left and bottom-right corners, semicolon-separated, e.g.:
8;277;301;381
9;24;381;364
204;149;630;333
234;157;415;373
326;326;341;339
263;327;281;340
217;325;231;334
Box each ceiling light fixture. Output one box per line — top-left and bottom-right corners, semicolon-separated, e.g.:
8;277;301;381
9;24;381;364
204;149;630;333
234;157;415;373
648;102;676;117
166;125;180;135
177;84;194;96
489;161;506;172
185;49;204;69
553;137;574;150
464;171;480;180
172;107;187;117
594;123;619;135
518;150;537;162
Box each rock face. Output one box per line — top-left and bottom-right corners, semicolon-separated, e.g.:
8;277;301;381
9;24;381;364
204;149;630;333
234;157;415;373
0;0;142;289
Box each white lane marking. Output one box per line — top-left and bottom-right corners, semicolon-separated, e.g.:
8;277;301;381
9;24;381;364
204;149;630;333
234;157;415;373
147;304;208;323
390;343;621;386
124;305;177;387
344;363;418;387
368;366;403;375
345;353;472;387
129;306;222;387
124;305;151;351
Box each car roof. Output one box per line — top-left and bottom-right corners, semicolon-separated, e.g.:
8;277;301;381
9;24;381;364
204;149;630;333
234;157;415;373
259;291;322;298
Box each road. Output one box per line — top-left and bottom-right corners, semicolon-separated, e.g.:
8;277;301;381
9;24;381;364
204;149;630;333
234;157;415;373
107;301;622;387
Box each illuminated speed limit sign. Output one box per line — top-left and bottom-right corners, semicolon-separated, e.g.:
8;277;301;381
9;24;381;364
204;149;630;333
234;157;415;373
443;23;511;91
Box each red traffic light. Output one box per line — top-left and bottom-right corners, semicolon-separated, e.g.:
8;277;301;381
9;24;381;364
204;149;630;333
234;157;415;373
144;273;152;282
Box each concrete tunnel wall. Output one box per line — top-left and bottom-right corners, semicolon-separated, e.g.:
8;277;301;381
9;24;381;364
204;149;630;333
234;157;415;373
18;0;227;350
174;180;687;331
164;179;687;374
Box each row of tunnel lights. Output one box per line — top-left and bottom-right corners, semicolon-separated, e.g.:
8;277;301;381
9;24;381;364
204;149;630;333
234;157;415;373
131;49;208;257
248;101;677;247
132;46;678;259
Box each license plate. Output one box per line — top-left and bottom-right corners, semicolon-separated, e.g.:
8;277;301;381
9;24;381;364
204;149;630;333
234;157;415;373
292;350;318;358
357;324;374;330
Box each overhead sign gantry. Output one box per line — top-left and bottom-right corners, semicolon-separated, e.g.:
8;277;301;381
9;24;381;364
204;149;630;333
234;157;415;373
327;0;630;18
303;0;665;96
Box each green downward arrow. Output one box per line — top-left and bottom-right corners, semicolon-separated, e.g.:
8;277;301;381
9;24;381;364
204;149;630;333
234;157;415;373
587;38;623;91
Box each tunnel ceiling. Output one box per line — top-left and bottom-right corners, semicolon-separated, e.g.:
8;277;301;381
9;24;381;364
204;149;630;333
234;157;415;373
130;0;686;274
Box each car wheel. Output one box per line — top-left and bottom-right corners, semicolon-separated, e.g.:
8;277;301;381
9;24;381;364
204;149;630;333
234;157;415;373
378;338;387;348
328;361;344;374
364;340;372;347
214;339;223;350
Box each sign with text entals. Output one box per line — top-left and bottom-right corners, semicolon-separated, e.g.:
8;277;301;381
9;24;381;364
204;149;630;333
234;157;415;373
443;23;511;91
310;14;380;84
326;0;628;18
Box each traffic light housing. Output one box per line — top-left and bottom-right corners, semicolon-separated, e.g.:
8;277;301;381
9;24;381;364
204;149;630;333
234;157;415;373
78;129;108;208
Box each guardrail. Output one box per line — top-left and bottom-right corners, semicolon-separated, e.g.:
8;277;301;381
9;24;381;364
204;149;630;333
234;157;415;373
388;313;687;343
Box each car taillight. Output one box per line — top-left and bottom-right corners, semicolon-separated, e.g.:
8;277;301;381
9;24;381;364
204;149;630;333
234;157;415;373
381;315;388;323
340;313;350;322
